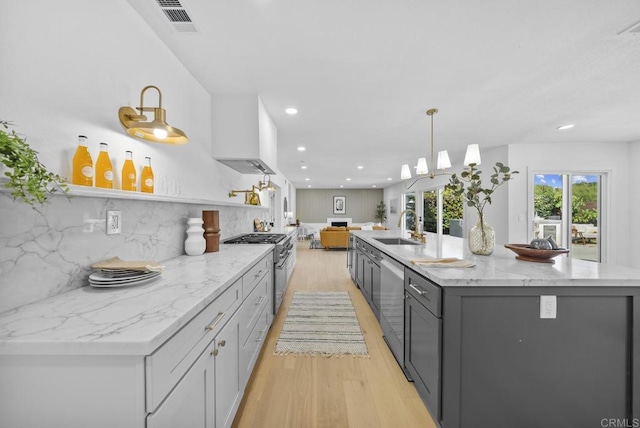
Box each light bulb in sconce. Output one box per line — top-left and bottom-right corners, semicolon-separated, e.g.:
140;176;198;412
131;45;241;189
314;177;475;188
153;128;168;139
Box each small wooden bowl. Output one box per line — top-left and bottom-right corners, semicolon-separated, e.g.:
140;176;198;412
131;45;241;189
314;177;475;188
504;243;569;264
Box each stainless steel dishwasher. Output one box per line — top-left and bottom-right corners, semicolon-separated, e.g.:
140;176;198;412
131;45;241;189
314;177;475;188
380;254;406;370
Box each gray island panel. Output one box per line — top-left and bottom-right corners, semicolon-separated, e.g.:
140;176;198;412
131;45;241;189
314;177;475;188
350;230;640;428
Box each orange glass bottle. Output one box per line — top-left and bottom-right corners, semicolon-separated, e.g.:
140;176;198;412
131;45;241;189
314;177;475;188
72;135;93;186
94;143;114;189
121;151;136;191
140;156;154;193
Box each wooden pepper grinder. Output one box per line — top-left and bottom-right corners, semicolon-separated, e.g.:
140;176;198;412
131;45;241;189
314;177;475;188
202;210;220;252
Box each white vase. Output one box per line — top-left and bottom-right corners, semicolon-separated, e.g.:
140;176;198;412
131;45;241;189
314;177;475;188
185;218;206;256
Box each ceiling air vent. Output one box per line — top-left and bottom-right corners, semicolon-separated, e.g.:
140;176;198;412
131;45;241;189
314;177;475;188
155;0;198;33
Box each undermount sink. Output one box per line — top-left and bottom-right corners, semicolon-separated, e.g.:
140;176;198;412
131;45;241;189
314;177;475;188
374;237;421;246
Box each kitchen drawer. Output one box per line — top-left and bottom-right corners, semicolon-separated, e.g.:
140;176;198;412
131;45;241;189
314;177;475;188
239;272;271;347
243;253;272;299
405;269;442;317
145;279;242;412
240;301;271;388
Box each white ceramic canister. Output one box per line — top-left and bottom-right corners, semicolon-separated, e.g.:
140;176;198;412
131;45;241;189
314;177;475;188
184;217;206;256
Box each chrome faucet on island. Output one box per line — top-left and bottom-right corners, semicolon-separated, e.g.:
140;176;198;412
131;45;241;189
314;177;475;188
397;209;426;243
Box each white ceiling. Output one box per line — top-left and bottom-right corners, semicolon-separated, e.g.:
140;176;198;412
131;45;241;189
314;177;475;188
127;0;640;189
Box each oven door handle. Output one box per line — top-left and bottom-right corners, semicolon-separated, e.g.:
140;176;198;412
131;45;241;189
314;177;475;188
276;253;290;269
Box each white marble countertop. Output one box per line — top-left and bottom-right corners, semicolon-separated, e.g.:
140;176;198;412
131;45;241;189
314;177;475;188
352;230;640;287
0;244;273;356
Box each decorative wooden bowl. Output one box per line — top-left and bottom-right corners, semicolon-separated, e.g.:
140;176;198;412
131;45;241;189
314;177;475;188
504;244;569;264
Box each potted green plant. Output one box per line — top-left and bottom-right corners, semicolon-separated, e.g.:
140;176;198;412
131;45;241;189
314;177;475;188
446;162;518;255
0;120;69;208
375;201;387;225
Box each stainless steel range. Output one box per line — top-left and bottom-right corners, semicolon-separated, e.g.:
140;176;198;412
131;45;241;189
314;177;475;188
223;233;294;314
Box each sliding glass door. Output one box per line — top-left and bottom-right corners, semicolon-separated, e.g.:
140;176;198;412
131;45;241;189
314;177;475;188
403;193;416;232
532;173;604;262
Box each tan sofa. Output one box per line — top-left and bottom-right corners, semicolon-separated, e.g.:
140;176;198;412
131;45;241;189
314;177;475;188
319;226;386;249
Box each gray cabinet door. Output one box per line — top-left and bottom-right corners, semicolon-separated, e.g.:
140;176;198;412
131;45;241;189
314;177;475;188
405;292;441;422
147;344;213;428
214;315;241;428
356;248;365;290
370;260;381;319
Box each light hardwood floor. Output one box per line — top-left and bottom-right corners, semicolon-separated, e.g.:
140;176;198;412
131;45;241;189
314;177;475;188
232;241;437;428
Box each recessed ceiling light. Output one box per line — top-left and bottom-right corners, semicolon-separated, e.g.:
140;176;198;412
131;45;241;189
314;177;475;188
286;107;298;115
357;165;364;170
387;177;393;181
346;178;352;181
372;185;377;188
557;124;575;130
340;185;344;188
305;178;310;181
297;146;306;151
301;165;307;169
307;185;312;188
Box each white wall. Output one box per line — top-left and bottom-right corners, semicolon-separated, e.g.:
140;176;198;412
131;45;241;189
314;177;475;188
383;145;510;243
0;0;291;312
0;0;262;202
507;141;632;267
384;143;634;268
629;141;640;269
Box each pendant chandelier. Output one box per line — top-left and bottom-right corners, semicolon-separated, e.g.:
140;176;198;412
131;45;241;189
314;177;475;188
401;108;481;189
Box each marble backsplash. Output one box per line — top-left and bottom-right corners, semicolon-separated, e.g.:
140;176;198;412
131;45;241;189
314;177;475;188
0;192;266;314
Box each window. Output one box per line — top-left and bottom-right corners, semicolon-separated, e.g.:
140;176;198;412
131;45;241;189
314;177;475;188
420;187;464;236
423;190;438;233
403;192;416;232
531;173;604;262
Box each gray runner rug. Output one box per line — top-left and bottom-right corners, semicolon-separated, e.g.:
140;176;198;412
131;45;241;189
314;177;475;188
274;291;369;357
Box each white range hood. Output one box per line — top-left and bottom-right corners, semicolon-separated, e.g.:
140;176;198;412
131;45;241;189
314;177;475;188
212;95;277;175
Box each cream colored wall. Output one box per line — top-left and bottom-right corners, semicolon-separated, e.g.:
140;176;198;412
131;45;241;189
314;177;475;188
296;189;384;223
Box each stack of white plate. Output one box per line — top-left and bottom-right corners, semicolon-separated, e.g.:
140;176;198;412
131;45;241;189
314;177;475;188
89;269;161;288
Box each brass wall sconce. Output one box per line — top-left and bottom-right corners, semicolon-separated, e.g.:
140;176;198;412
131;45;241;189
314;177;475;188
258;174;276;191
118;85;189;144
229;185;262;206
229;175;277;205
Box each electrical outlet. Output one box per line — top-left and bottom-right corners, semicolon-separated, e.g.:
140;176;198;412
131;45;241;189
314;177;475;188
540;295;557;319
106;211;122;235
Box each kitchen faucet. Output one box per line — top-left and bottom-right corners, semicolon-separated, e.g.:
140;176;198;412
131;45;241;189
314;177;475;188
397;209;426;242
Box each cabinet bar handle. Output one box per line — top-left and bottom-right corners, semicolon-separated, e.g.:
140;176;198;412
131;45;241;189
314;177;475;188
205;311;226;331
210;348;219;357
409;283;428;296
255;295;265;306
219;339;226;347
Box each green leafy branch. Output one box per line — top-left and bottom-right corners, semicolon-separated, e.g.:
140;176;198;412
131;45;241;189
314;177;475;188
446;162;519;219
0;120;69;207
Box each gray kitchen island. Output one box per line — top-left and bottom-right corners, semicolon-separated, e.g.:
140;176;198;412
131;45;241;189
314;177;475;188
350;229;640;428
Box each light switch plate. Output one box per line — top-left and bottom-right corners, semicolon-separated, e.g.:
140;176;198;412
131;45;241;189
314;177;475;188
540;295;557;319
106;211;122;235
